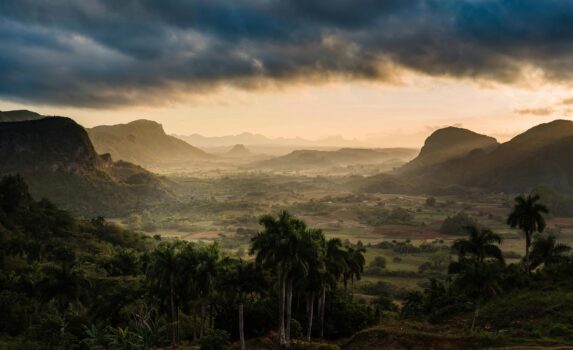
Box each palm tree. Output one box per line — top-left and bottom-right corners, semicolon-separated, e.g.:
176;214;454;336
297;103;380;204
507;194;549;273
295;228;326;341
250;211;307;348
146;243;180;346
195;244;220;338
218;258;266;350
451;226;504;265
529;233;571;271
38;247;90;312
449;225;504;332
319;238;348;338
342;245;366;295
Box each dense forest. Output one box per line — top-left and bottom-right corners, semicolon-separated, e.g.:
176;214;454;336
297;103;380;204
2;173;573;349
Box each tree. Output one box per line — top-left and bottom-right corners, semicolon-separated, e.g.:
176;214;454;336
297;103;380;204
342;245;366;295
319;238;348;338
451;226;504;266
250;211;307;348
507;194;549;273
529;233;571;271
195;244;220;338
295;228;326;341
37;246;90;312
146;243;181;346
218;258;266;350
449;225;504;332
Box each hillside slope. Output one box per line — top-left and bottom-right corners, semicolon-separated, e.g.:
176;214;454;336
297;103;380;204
88;119;211;167
400;127;499;173
354;120;573;195
252;148;417;171
418;120;573;192
0;117;173;216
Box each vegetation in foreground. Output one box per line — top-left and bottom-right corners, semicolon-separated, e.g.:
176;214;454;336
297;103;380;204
2;174;573;349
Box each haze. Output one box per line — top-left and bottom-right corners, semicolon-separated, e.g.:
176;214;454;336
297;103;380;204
2;1;573;147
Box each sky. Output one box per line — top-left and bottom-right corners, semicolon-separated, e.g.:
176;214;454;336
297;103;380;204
1;0;573;147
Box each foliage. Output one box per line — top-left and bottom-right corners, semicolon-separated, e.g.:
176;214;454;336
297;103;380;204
199;329;231;350
440;212;478;235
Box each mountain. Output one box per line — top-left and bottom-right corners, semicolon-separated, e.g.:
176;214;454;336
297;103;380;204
88;120;212;167
0;109;45;122
0;116;173;215
356;120;573;195
226;144;253;158
251;148;418;171
425;120;573;192
399;126;499;173
174;132;362;149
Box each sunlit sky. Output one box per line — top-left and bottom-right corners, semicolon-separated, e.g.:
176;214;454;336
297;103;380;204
2;1;573;147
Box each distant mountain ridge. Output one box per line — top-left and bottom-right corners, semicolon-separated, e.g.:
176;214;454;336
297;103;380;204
251;148;418;171
88;119;211;167
174;132;361;148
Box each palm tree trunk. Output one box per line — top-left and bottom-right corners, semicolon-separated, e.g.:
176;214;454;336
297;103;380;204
200;303;206;338
279;272;287;348
239;303;246;350
170;272;177;346
193;308;197;341
470;298;481;332
306;293;314;342
525;231;531;274
285;278;293;346
319;287;326;338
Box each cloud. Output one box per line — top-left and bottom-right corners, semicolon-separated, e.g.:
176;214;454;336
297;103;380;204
515;107;554;116
3;0;573;107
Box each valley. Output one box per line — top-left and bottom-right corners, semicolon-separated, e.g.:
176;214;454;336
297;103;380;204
3;110;573;349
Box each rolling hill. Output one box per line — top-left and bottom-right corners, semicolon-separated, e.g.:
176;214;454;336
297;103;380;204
88;119;212;167
250;148;418;171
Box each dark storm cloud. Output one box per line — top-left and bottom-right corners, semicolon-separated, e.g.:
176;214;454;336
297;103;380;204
2;0;573;107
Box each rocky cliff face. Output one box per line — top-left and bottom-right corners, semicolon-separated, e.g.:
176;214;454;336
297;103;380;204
0;117;101;173
0;114;173;216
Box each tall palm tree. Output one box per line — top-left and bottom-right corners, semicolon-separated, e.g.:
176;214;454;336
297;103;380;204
319;238;348;338
295;228;326;341
529;233;571;271
250;211;307;348
217;258;267;350
449;225;504;332
146;243;180;346
451;226;504;265
195;244;220;338
38;247;90;313
507;194;549;273
342;245;366;295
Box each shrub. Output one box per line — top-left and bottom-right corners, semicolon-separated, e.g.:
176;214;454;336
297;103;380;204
440;212;478;235
199;329;231;350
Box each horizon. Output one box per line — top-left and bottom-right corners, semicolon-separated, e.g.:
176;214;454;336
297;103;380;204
2;1;573;147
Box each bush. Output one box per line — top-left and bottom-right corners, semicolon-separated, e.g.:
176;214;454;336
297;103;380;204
199;329;231;350
370;256;387;269
440;212;478;235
